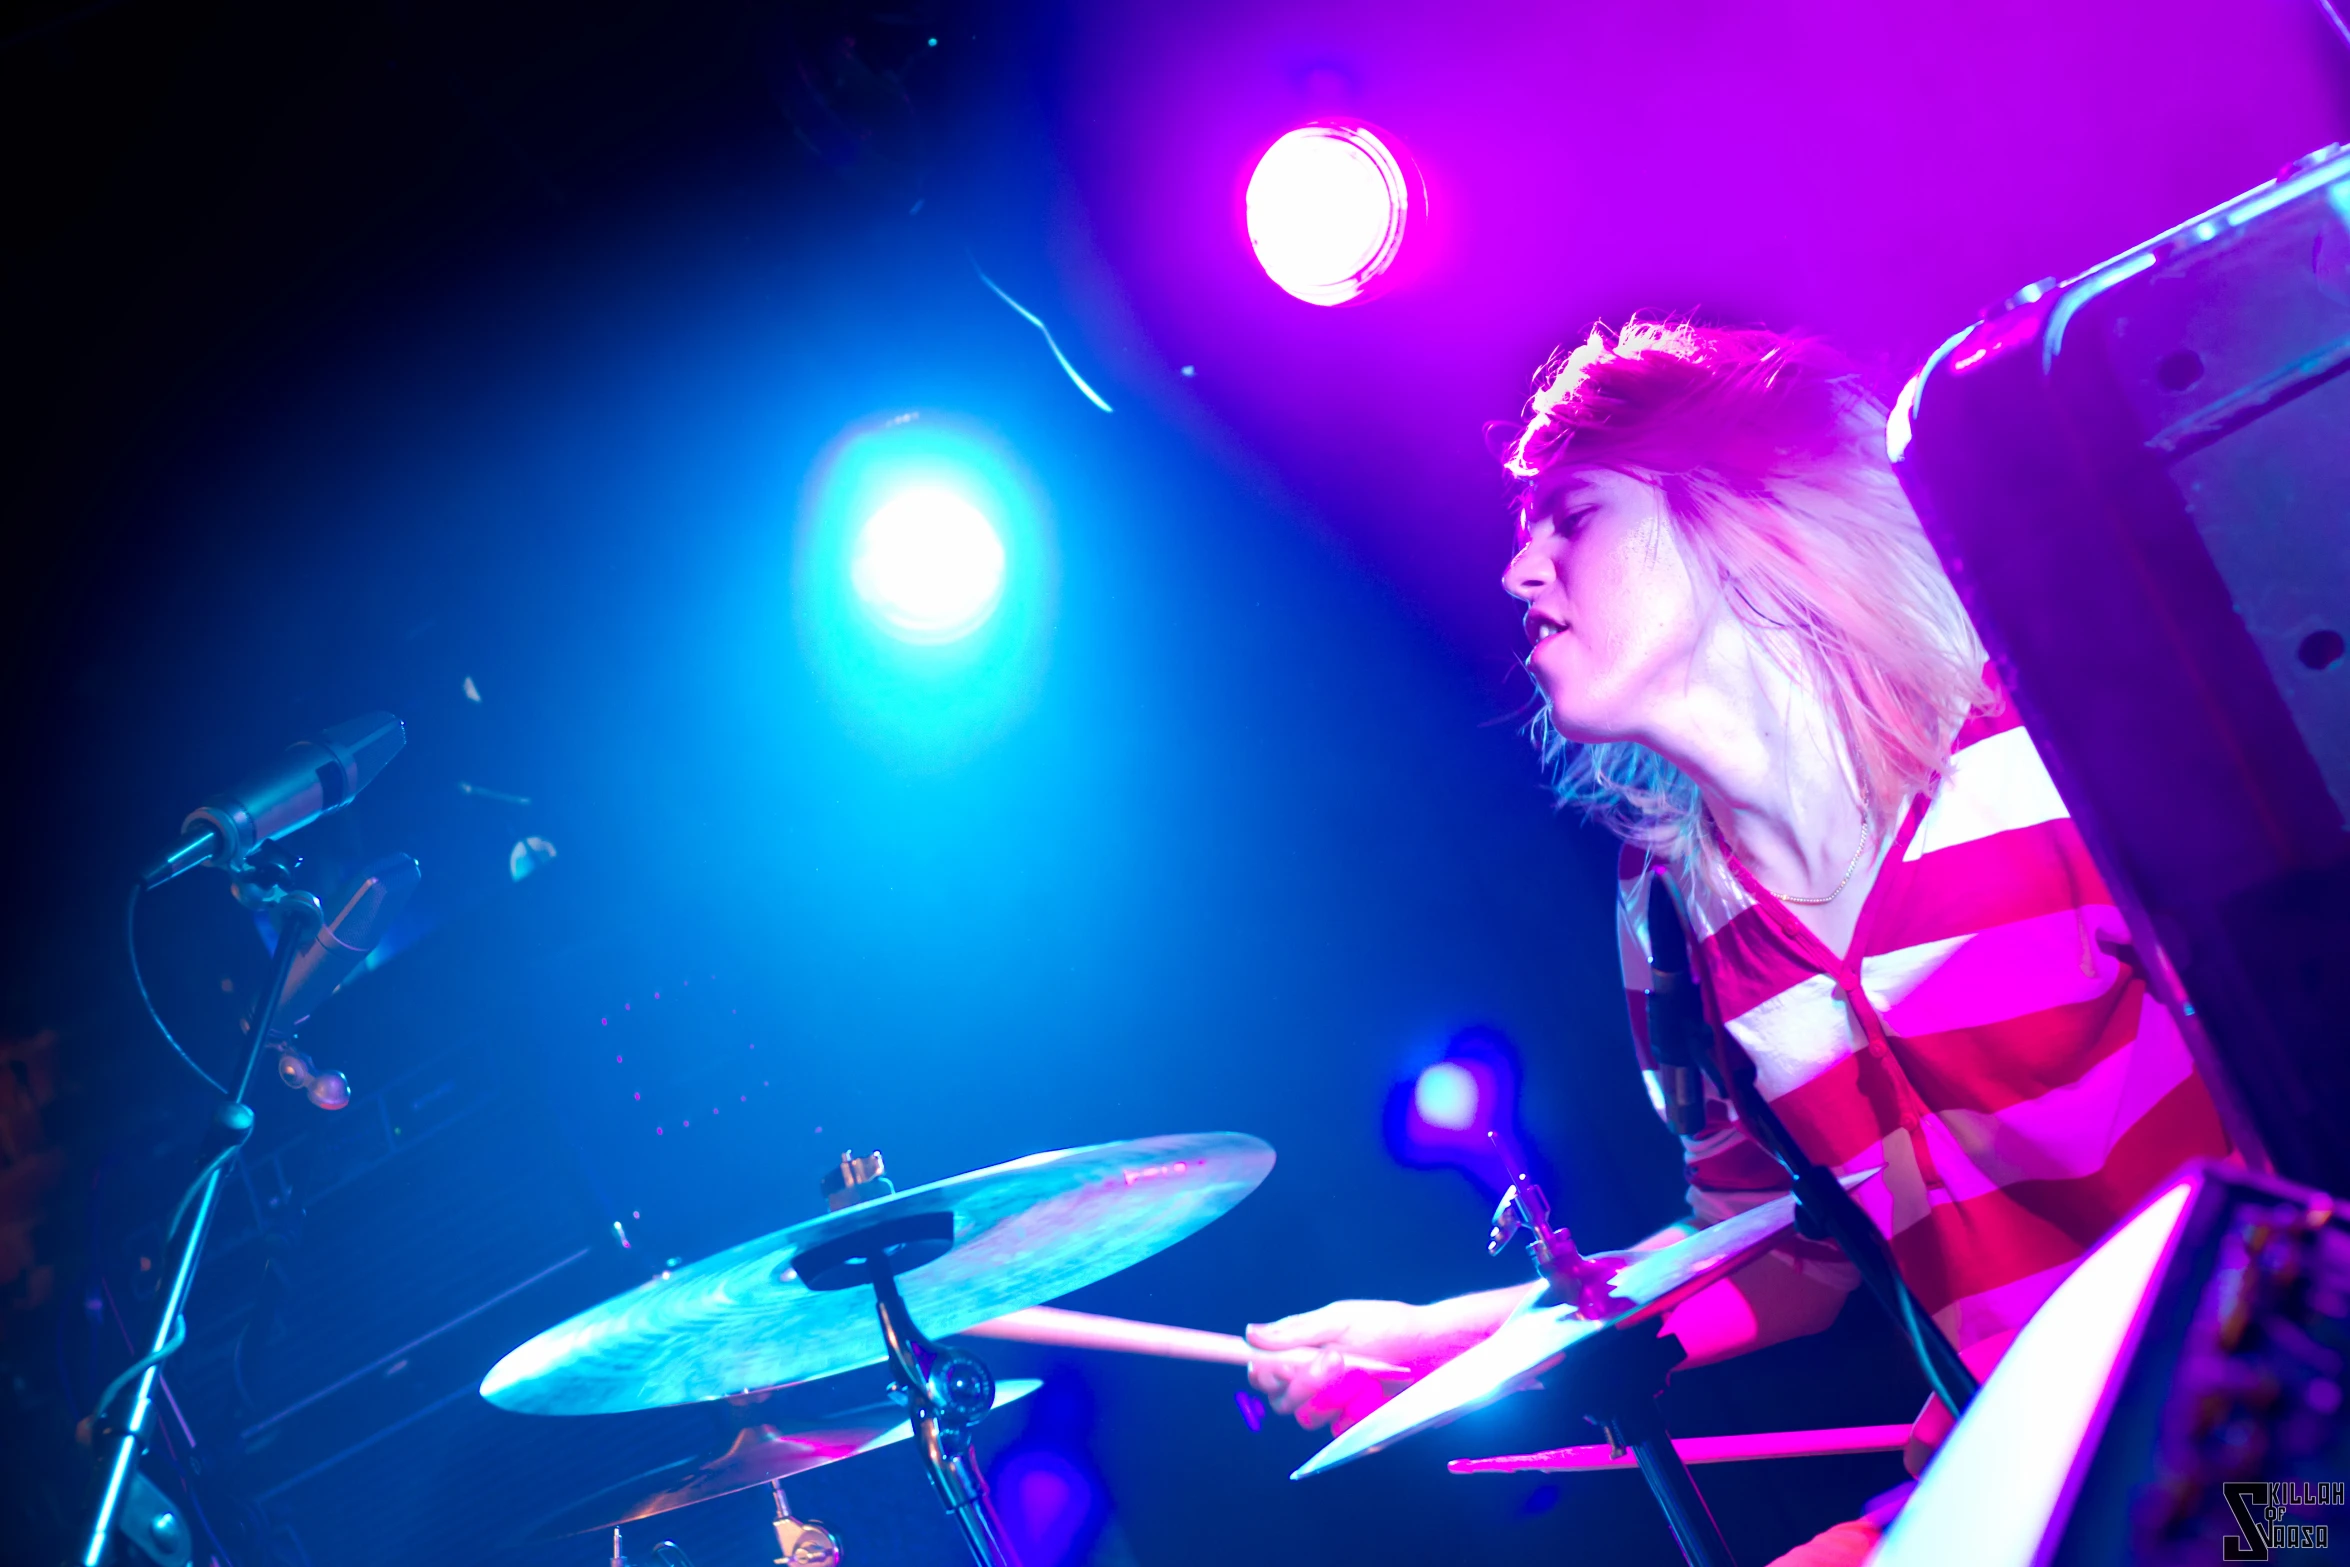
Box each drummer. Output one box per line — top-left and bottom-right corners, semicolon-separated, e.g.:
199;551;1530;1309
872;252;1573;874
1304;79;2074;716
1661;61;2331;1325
1244;318;2234;1566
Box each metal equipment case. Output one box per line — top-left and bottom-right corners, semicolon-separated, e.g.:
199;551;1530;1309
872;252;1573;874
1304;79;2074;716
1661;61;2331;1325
1891;144;2350;1194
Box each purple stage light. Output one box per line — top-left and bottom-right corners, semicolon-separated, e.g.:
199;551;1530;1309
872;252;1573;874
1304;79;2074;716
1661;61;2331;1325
1243;122;1415;306
1412;1059;1482;1131
1384;1027;1528;1195
993;1448;1103;1567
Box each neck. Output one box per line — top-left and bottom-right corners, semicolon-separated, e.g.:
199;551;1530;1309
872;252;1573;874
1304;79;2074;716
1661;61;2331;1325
1635;622;1871;899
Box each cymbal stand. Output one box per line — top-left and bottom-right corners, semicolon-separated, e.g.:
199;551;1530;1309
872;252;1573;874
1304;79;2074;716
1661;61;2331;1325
868;1265;1023;1567
1740;1094;1979;1419
1490;1155;1734;1567
1572;1321;1738;1567
80;876;320;1567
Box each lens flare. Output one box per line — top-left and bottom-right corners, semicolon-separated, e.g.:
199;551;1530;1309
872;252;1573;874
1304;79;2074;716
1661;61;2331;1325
1384;1028;1526;1194
1244;123;1414;306
793;411;1056;765
850;487;1006;643
1413;1060;1482;1131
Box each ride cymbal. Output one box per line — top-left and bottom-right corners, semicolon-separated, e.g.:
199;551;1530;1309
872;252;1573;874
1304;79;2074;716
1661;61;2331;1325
483;1133;1274;1416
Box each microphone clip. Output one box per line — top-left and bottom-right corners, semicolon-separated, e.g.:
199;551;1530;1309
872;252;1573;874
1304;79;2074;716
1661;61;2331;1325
228;880;350;1110
227;850;313;913
268;1043;351;1111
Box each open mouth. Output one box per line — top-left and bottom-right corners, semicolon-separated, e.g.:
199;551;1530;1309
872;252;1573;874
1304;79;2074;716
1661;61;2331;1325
1524;612;1565;649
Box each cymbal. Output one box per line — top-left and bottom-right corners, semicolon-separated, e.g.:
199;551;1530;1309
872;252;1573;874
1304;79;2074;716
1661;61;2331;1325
530;1380;1043;1539
482;1133;1274;1416
1292;1171;1879;1480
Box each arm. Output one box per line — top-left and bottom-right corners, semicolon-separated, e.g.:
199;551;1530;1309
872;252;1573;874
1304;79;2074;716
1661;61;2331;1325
1661;1246;1853;1366
1243;1220;1851;1435
1242;1217;1717;1434
1248;868;1851;1433
1242;1284;1536;1434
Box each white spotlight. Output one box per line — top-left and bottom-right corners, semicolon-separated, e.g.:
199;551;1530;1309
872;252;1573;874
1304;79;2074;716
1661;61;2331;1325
850;486;1007;643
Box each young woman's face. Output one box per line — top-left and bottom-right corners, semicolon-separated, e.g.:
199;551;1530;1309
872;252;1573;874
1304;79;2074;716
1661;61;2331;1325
1502;468;1708;742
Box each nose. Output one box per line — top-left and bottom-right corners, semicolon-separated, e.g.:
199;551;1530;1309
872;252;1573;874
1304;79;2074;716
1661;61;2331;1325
1502;540;1553;604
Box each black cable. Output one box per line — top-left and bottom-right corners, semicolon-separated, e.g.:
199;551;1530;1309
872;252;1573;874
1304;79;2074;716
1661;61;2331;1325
96;1073;253;1434
90;1312;185;1425
166;1143;239;1242
93;1267;243;1567
84;893;304;1567
127;880;228;1096
154;1443;241;1567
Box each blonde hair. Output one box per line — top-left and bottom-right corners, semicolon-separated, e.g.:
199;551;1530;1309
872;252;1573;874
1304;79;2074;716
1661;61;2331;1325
1493;317;1993;877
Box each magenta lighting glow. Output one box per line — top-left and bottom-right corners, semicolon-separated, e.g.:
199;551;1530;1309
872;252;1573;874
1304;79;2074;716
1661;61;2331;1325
1243;122;1416;306
1383;1027;1528;1196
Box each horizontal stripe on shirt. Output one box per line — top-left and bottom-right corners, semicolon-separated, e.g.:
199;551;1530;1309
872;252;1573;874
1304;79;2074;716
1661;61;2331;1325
1616;708;2229;1350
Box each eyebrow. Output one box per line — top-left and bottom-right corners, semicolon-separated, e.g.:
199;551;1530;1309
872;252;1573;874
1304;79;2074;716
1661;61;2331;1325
1522;476;1600;529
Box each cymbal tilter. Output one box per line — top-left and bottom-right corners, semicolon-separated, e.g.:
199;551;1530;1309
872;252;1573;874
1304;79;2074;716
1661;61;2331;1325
1485;1133;1622;1318
822;1151;894;1212
769;1481;842;1567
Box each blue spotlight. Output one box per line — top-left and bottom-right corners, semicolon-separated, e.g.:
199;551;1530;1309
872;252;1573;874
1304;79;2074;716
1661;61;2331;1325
794;412;1056;763
850;485;1006;643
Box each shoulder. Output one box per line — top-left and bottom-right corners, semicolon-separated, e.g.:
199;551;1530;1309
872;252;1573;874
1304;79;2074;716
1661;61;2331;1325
1906;690;2070;863
1951;658;2023;751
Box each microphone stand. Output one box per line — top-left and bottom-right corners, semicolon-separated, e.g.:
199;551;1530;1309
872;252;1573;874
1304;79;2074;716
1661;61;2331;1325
79;876;322;1567
1645;882;1980;1421
1727;1087;1980;1419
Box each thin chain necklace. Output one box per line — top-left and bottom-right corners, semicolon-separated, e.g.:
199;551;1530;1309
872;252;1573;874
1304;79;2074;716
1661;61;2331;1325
1718;805;1876;906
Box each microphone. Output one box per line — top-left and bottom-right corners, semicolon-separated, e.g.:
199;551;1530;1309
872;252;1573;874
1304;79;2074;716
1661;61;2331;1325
1642;880;1713;1137
263;853;421;1110
142;713;407;889
269;854;421;1040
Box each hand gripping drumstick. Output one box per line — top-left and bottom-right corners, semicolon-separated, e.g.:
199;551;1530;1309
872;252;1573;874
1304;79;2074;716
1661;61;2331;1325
960;1306;1412;1380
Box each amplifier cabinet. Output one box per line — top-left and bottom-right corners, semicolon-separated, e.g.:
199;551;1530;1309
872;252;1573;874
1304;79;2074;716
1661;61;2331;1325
1893;143;2350;1195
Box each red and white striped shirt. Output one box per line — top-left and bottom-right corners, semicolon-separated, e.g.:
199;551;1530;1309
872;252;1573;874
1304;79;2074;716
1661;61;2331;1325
1618;699;2231;1350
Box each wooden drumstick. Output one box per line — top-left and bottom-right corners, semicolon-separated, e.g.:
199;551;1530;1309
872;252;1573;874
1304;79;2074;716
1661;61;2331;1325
959;1305;1413;1380
1447;1423;1913;1473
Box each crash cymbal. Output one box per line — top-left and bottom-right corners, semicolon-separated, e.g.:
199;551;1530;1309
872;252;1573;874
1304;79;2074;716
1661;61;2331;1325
482;1133;1274;1416
530;1381;1043;1539
1291;1171;1879;1479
